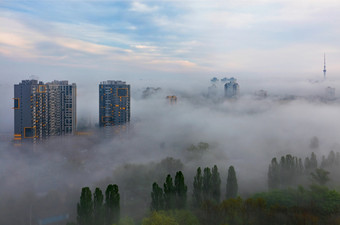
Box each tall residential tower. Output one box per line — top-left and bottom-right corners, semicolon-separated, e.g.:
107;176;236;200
99;80;130;128
224;79;239;98
14;79;76;142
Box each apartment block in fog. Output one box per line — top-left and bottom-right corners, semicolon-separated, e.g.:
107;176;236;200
224;79;240;98
13;79;76;142
99;80;130;128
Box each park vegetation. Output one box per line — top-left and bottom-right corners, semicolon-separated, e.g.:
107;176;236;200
67;149;340;225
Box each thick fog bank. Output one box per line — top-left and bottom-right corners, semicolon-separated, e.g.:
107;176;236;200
1;79;340;224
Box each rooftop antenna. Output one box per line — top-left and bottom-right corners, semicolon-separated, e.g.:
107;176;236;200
323;53;327;80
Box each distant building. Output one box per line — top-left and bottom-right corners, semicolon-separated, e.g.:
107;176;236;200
224;79;239;98
221;77;236;83
142;87;161;98
210;77;219;83
255;90;267;99
166;96;177;104
13;79;76;142
208;84;218;97
325;86;335;100
99;80;130;128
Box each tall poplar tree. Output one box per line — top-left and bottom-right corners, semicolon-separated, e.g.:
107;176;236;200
174;171;187;209
211;165;221;203
164;174;175;210
105;184;120;225
193;167;203;207
77;187;93;225
93;187;104;225
151;182;164;211
226;166;238;199
202;167;212;201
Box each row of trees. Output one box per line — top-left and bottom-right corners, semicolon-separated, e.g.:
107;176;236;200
77;184;120;225
268;150;339;189
151;171;188;210
193;165;238;206
151;165;238;211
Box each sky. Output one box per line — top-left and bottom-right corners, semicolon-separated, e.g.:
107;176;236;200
1;0;340;81
1;0;340;132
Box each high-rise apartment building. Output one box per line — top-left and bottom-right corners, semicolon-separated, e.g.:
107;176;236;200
224;79;239;98
13;79;76;142
99;80;130;128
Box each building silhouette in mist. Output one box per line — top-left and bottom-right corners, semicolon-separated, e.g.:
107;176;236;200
224;79;239;98
99;80;130;129
13;79;77;142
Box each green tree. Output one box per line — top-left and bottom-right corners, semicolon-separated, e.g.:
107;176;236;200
192;167;203;207
202;167;212;201
164;174;175;210
174;171;187;209
310;152;318;170
226;166;238;199
93;187;104;225
118;217;135;225
268;158;280;189
151;182;164;211
105;184;120;225
142;211;178;225
211;165;221;203
77;187;93;225
311;168;330;186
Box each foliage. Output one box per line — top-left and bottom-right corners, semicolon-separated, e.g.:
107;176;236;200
311;168;330;185
93;187;104;225
105;184;120;225
151;182;164;211
117;216;135;225
211;165;221;203
174;171;187;209
226;166;238;199
192;167;203;207
77;187;93;225
202;167;212;201
142;210;199;225
164;174;176;210
142;211;178;225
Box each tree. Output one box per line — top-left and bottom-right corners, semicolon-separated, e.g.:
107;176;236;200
202;167;212;201
93;187;104;225
164;174;176;210
310;152;318;170
151;182;164;211
192;167;203;207
105;184;120;225
142;211;178;225
77;187;93;225
211;165;221;203
268;158;279;189
311;168;330;186
174;171;187;209
226;166;238;199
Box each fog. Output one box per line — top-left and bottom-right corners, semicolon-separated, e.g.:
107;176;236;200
1;77;340;224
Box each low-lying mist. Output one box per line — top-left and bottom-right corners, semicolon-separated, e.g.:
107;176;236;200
1;78;340;224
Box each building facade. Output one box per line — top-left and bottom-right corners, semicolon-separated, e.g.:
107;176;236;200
224;79;239;98
14;79;76;142
99;80;130;128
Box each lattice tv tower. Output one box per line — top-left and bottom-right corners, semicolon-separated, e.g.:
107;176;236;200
323;53;327;80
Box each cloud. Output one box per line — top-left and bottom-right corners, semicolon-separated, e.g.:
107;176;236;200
130;1;158;13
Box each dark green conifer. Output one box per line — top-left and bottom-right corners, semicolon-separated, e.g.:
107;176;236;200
226;166;238;199
77;187;93;225
151;182;164;211
193;167;203;207
105;184;120;225
174;171;187;209
211;165;221;203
